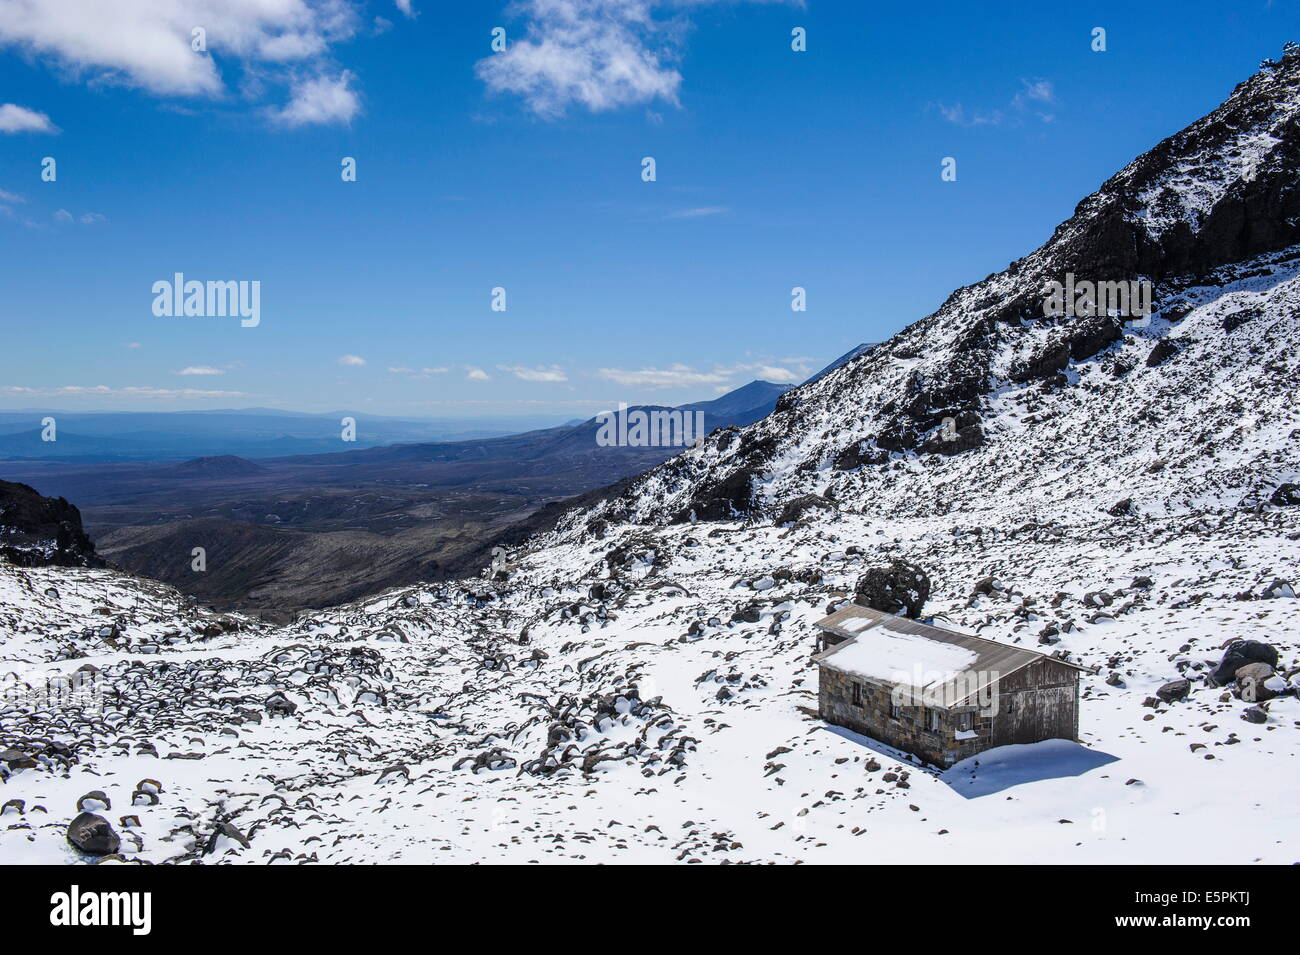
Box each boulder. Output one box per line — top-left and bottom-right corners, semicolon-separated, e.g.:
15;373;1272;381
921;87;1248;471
1270;483;1300;507
1242;705;1268;724
832;440;889;471
1212;641;1279;685
1155;679;1191;703
1145;338;1180;367
204;821;252;854
264;692;297;717
1235;662;1279;702
854;561;931;619
66;812;121;855
1260;579;1295;599
775;494;837;526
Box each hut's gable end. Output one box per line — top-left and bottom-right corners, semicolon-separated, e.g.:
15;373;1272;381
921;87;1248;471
813;607;1084;767
990;659;1080;747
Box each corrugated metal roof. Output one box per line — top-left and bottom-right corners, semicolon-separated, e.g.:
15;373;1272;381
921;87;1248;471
813;605;1084;708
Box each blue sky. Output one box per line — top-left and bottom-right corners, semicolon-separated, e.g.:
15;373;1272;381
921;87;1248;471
1;0;1296;418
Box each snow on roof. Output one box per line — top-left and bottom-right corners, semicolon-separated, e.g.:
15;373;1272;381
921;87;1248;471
813;605;1088;707
821;624;978;688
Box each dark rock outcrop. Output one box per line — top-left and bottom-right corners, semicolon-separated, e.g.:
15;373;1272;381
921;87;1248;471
0;480;102;568
833;440;889;471
673;468;757;523
1145;338;1181;367
1270;483;1300;506
775;494;836;525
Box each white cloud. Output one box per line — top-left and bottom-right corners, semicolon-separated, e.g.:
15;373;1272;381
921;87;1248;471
721;358;811;382
476;0;686;118
0;102;56;133
664;205;728;219
53;208;71;222
79;211;107;224
0;384;249;399
337;353;366;366
596;356;808;391
751;364;797;381
125;342;142;348
1013;78;1055;107
597;363;731;389
476;1;797;119
176;365;224;375
936;77;1057;128
0;1;367;124
465;366;491;381
935;103;1001;127
394;0;415;18
0;188;23;204
270;70;360;127
388;365;448;378
498;363;568;382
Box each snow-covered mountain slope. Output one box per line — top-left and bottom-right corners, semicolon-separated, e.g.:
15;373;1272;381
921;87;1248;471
2;505;1296;864
3;52;1300;866
561;48;1300;531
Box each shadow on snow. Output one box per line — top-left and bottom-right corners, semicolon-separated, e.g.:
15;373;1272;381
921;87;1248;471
821;724;1118;798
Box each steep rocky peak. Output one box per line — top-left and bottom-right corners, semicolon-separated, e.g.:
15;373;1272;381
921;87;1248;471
557;48;1300;537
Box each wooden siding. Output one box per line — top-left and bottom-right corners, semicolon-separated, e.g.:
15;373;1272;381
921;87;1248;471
818;656;1080;768
990;658;1079;746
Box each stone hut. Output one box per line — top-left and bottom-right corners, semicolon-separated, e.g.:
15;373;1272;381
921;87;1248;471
813;605;1091;768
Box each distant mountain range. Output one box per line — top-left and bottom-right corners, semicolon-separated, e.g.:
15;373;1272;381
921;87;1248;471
0;377;801;613
0;376;811;463
0;409;573;462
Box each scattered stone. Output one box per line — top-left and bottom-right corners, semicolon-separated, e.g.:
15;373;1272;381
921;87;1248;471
1156;679;1191;703
66;812;121;855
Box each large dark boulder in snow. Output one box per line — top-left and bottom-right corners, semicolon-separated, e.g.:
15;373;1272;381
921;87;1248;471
1010;342;1072;384
854;561;931;619
775;494;836;526
922;422;984;455
1145;338;1181;367
1066;316;1125;362
1270;483;1300;506
1212;641;1279;685
66;812;120;855
1155;679;1191;703
1242;705;1268;724
832;440;889;471
0;480;102;569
